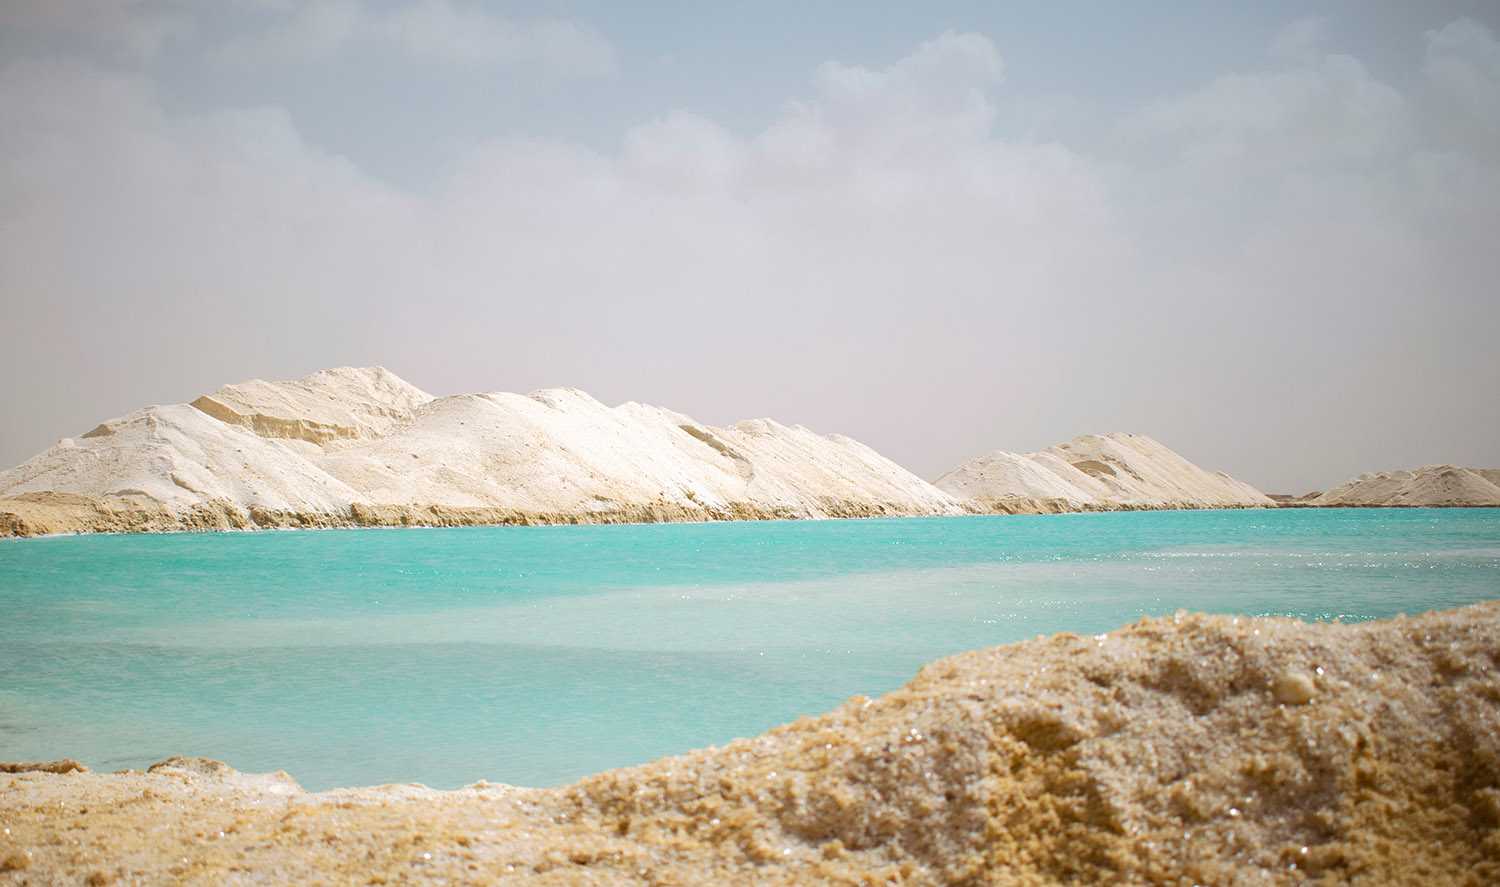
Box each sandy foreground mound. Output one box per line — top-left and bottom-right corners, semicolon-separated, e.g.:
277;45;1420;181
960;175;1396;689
0;367;965;536
4;602;1497;886
935;433;1273;513
1311;465;1500;508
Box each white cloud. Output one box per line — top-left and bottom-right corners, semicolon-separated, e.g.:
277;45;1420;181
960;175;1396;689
753;104;837;171
624;111;749;186
212;0;616;74
1119;51;1404;176
812;30;1003;149
814;30;1003;100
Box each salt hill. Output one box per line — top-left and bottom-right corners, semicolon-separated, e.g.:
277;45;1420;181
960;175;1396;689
934;432;1273;512
0;367;964;536
0;368;1336;537
1310;465;1500;507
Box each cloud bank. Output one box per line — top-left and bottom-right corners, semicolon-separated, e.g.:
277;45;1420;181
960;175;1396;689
1;23;1496;491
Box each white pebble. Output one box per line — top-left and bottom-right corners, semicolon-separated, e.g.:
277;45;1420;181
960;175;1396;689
1274;671;1316;705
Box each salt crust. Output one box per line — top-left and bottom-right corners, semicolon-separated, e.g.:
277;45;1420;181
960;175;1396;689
2;601;1497;885
934;433;1275;513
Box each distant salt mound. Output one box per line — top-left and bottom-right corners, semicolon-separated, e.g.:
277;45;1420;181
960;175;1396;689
0;367;964;535
933;450;1108;511
1311;464;1500;507
935;432;1273;512
1047;434;1273;508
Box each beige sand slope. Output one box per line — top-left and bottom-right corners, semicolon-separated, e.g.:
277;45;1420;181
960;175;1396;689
936;432;1274;513
3;601;1496;886
0;367;965;536
1311;465;1500;507
191;365;435;444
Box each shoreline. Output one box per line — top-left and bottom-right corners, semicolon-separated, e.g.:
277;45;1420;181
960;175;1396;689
0;494;1313;539
5;601;1497;885
4;495;1495;540
0;494;950;538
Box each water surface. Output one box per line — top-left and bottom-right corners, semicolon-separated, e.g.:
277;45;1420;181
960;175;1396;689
2;509;1496;789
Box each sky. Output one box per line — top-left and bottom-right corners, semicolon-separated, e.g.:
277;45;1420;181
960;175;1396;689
1;1;1497;494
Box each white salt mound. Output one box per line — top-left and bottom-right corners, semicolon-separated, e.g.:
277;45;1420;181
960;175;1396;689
0;403;364;514
1311;464;1500;507
935;432;1273;511
0;367;965;534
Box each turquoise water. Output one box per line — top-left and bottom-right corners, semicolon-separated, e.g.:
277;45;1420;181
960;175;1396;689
2;509;1497;791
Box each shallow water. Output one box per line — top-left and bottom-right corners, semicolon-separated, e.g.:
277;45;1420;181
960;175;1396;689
2;509;1497;790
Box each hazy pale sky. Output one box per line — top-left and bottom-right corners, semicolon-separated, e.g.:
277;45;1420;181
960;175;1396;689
2;1;1497;493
